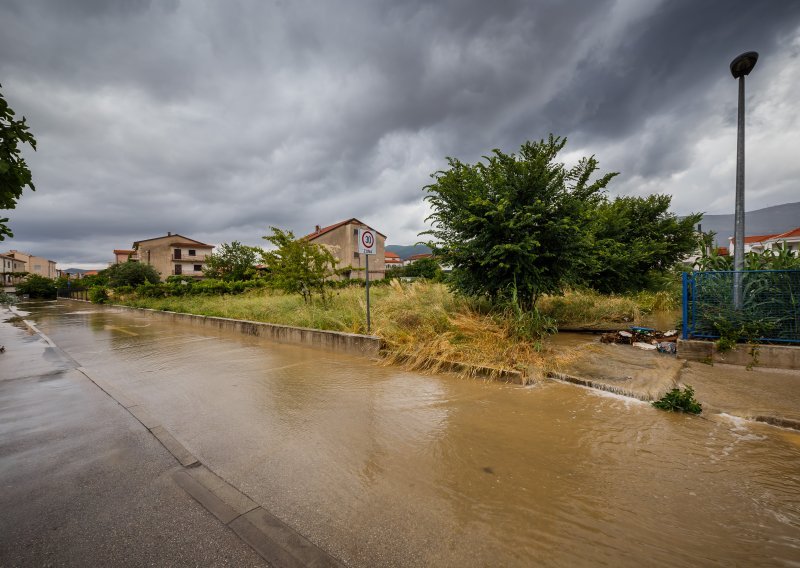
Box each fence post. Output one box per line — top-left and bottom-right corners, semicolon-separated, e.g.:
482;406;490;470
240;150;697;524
682;271;689;339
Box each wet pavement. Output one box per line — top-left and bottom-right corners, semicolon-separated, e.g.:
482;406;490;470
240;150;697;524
4;300;800;567
0;309;267;566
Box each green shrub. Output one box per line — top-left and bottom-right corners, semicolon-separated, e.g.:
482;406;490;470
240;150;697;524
15;274;57;299
0;291;16;304
652;385;702;414
88;286;108;304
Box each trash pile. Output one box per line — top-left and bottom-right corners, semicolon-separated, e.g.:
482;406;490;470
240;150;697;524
600;326;678;354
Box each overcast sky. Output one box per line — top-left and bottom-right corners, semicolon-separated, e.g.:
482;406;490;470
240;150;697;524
2;0;799;268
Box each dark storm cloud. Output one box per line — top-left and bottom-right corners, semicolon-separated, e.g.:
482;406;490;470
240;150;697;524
1;0;799;266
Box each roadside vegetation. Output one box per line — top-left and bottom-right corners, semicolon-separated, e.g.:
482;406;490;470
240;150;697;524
50;135;698;375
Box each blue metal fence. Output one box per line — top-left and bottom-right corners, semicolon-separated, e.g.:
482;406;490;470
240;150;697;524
682;270;800;343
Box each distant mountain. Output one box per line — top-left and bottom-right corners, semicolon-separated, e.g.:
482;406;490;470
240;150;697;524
695;202;800;246
63;268;89;274
385;244;431;260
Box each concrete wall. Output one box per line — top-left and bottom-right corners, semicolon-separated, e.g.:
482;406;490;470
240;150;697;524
678;339;800;370
100;302;382;358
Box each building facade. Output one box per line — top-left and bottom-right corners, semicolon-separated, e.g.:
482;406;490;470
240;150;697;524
304;219;386;280
132;233;214;281
4;250;57;278
1;253;27;290
113;249;140;264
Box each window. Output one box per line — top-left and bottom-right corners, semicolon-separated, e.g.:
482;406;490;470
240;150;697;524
174;248;182;259
34;264;42;271
194;265;202;272
353;251;360;259
189;249;196;256
174;264;182;275
353;228;359;236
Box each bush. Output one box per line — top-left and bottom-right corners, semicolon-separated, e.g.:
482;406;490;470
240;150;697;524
103;261;160;287
88;286;108;304
15;274;57;299
652;385;702;414
0;291;16;304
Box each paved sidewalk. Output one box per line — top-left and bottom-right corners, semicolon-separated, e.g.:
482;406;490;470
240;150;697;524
551;335;800;428
0;313;268;567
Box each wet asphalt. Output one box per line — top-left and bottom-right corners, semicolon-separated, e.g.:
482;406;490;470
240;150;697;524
0;313;268;567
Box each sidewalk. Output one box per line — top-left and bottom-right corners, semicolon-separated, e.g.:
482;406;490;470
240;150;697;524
550;336;800;428
0;310;267;567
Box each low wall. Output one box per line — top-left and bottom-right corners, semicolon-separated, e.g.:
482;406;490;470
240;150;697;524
678;339;800;370
72;301;382;358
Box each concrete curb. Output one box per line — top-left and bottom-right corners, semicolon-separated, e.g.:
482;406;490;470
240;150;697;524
80;300;383;358
546;371;656;401
13;312;347;567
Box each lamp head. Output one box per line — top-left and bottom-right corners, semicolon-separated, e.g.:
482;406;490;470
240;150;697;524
730;51;759;79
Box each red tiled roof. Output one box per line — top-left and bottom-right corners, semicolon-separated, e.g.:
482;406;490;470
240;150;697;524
385;251;400;258
770;227;800;240
304;218;386;240
716;247;729;256
113;249;136;255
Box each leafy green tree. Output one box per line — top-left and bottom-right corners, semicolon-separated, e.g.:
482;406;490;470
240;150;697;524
261;227;340;303
203;241;259;281
422;135;616;310
16;274;56;299
404;257;442;279
583;195;702;293
1;85;37;240
102;261;161;288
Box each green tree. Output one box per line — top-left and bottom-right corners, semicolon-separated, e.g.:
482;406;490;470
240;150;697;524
102;261;161;287
1;85;37;240
203;241;259;281
16;274;56;299
423;135;616;310
584;195;702;293
261;227;340;303
404;257;442;279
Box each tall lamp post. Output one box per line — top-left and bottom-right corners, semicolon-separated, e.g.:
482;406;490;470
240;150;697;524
730;51;758;310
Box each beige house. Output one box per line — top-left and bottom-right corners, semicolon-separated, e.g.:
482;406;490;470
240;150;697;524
4;250;57;278
1;253;27;290
304;218;386;280
132;233;214;281
113;249;140;264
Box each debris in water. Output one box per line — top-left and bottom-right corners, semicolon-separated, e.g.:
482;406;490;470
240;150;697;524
633;342;657;351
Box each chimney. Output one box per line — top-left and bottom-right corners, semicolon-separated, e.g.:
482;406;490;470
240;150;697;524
315;225;320;233
168;231;172;236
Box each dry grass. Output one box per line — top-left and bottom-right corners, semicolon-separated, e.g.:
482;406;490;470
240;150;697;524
116;281;677;380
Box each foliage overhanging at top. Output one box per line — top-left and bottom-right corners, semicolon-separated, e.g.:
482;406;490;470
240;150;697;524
0;85;37;240
422;135;616;310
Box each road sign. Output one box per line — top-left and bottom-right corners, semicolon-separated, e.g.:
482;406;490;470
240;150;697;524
358;229;376;255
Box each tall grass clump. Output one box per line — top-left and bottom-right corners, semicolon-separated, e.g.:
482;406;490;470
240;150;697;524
537;289;642;328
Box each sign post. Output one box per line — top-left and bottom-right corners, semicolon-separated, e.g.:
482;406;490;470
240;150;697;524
358;229;376;333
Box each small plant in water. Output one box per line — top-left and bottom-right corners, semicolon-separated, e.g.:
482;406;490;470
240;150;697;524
652;385;702;414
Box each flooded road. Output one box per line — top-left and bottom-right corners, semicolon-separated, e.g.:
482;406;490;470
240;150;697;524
13;301;800;566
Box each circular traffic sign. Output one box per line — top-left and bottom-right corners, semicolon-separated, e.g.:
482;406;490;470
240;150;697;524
361;230;375;249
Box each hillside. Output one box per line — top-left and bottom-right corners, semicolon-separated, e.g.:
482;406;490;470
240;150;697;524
697;202;800;246
385;244;431;260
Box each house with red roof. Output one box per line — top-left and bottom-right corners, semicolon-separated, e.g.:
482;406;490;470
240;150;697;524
403;253;432;267
728;227;800;256
304;218;386;280
113;249;139;264
384;250;403;269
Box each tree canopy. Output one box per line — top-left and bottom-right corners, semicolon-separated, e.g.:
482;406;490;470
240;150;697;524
582;195;701;293
261;227;340;303
203;241;260;281
0;85;37;240
423;135;615;310
102;261;161;287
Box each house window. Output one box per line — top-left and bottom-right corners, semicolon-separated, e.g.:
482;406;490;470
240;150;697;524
174;248;182;259
353;251;360;259
353;228;359;236
174;264;182;275
189;249;196;256
194;265;202;272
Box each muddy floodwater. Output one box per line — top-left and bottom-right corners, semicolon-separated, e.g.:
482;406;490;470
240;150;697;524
13;301;800;566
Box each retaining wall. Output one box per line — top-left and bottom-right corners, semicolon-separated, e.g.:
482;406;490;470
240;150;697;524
70;301;382;358
678;339;800;370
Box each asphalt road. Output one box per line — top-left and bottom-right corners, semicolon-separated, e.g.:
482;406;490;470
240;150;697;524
0;313;268;567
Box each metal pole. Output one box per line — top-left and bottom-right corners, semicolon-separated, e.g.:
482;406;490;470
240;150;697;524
733;74;746;309
365;253;371;333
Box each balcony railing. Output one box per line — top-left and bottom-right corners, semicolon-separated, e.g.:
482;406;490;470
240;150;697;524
171;256;208;262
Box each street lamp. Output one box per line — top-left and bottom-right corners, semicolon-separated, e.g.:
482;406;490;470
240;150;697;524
730;51;758;310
